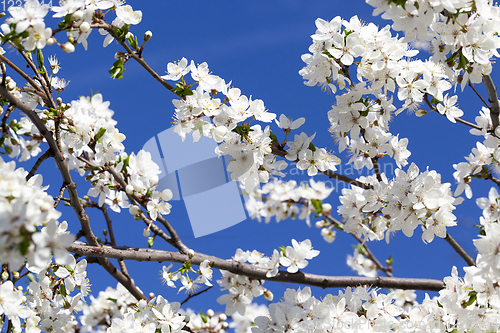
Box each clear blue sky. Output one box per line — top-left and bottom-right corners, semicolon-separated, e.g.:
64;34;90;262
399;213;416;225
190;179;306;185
16;0;495;320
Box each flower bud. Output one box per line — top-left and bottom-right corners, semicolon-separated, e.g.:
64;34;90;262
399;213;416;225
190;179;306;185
144;30;152;42
264;289;274;301
125;32;133;39
79;21;90;33
218;313;227;322
322;203;332;214
206;309;214;317
125;184;134;195
161;189;173;201
73;10;84;21
143;227;151;237
12;271;19;279
62;42;75;53
221;322;229;329
129;205;140;215
315;221;326;228
7;81;16;90
188;249;195;258
149;292;155;299
1;271;8;280
56;97;63;105
46;37;56;45
213;126;228;143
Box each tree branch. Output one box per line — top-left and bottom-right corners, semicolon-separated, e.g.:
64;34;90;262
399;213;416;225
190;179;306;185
482;75;500;131
26;148;53;181
68;241;445;292
445;233;475;266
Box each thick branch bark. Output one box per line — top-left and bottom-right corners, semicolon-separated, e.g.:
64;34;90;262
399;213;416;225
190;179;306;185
68;241;445;292
482;75;500;131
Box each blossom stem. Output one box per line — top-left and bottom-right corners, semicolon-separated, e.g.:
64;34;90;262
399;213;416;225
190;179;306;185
68;241;446;291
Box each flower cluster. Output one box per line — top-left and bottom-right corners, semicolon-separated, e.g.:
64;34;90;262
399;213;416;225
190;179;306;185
216;240;319;316
163;61;339;193
245;178;334;225
368;0;500;88
339;163;460;243
160;259;213;294
0;157;74;269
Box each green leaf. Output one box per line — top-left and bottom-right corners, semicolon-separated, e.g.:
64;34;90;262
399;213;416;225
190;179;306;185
269;130;278;144
235;125;253;137
311;199;322;214
386;255;393;267
200;312;208;323
279;245;287;257
58;14;73;30
147;236;154;248
59;283;68;297
308;142;316;152
113;25;130;41
106;297;118;303
127;35;139;51
462;291;477;308
109;59;125;79
95;127;106;141
457;53;469;71
36;49;46;74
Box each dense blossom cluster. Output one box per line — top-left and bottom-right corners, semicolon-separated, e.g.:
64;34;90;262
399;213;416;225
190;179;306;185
162;62;340;193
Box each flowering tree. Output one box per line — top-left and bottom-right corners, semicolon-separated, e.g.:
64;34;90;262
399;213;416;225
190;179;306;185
1;0;500;332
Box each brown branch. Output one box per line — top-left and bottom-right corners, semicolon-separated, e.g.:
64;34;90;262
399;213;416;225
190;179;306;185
90;23;175;93
68;241;445;291
445;233;475;266
0;103;15;135
0;85;146;301
26;148;53;181
482;75;500;131
0;54;44;94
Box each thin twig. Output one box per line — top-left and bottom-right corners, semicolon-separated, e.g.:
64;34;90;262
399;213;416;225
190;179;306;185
104;164;189;254
423;93;482;130
91;23;175;93
53;183;69;208
26;149;53;181
181;286;213;306
99;205;130;277
0;104;15;135
445;233;475;266
325;214;393;277
0;54;44;93
468;81;490;108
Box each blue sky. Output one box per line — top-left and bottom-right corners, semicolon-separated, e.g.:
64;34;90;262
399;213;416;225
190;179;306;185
11;0;497;321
